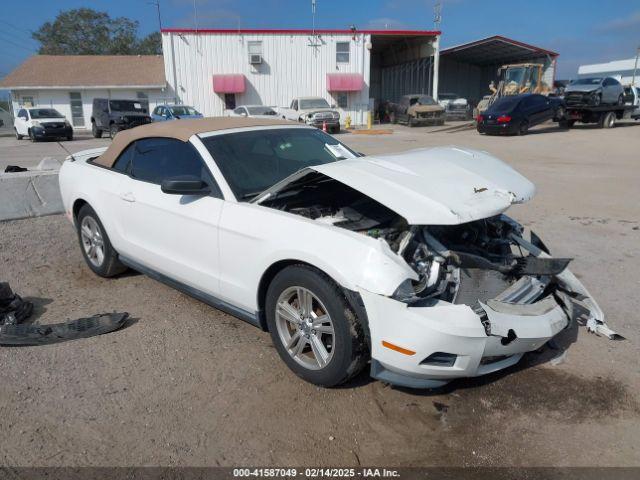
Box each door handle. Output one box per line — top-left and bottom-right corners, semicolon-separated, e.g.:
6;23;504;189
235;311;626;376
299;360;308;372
120;192;136;202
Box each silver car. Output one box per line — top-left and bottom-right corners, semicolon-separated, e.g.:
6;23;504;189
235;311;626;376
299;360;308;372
564;77;625;107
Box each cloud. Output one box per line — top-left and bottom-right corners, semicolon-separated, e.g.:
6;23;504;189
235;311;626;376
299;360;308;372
365;17;408;29
597;10;640;32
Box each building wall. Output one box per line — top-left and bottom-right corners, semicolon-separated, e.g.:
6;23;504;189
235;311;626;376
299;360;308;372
162;32;372;125
579;57;640;87
10;88;166;129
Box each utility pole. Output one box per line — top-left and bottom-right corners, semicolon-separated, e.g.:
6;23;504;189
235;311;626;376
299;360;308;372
632;46;640;88
148;0;162;31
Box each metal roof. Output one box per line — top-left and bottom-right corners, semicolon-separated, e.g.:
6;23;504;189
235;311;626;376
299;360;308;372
441;36;558;66
161;28;440;36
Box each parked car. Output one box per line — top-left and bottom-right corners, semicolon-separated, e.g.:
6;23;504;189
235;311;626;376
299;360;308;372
438;93;472;120
58;117;615;389
279;97;340;133
564;77;625;107
14;107;73;141
151;105;203;122
388;94;445;126
229;105;278;118
91;98;152;138
477;94;565;135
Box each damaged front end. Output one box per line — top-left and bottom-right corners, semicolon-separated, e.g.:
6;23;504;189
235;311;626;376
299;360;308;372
257;171;618;388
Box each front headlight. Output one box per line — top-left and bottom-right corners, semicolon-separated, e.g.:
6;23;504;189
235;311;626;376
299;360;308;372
64;120;71;127
391;279;416;303
31;120;41;126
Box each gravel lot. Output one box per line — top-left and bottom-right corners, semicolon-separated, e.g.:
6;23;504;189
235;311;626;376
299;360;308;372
1;121;639;467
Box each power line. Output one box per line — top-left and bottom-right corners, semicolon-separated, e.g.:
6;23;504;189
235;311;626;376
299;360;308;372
0;19;38;44
0;32;38;54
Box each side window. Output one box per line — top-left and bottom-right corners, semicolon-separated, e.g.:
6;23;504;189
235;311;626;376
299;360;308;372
112;143;135;173
409;97;418;106
18;109;27;118
130;138;222;197
336;42;350;63
292;100;298;110
233;107;245;115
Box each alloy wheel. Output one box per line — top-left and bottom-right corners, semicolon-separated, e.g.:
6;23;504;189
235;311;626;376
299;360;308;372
275;286;335;370
80;216;105;267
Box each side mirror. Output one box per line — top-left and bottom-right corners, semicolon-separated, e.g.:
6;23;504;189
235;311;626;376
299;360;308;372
161;176;210;195
331;104;337;108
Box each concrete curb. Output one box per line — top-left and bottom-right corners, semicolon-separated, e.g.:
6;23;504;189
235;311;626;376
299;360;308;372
0;170;64;221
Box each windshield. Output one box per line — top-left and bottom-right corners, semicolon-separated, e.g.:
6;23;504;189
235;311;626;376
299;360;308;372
572;78;603;85
299;98;330;109
29;108;63;119
503;67;526;85
109;100;145;112
170;106;199;116
201;128;357;200
417;96;437;105
247;106;277;115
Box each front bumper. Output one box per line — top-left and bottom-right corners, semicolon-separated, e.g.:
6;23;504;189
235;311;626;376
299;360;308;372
306;119;340;128
361;235;611;389
32;125;73;139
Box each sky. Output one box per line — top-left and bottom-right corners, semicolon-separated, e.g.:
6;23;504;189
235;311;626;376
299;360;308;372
1;0;639;96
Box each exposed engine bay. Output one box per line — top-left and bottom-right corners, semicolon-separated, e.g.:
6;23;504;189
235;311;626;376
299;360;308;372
260;173;573;315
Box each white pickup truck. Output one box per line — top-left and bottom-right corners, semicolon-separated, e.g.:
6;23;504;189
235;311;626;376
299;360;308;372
279;97;341;133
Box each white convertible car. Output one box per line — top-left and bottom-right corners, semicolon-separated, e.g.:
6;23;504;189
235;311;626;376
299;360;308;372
58;118;617;388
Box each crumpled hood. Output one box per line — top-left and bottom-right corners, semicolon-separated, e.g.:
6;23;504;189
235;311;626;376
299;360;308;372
565;84;600;93
310;147;536;225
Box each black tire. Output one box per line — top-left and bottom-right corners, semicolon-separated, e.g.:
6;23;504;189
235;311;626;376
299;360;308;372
593;94;601;106
14;128;23;140
76;204;127;278
517;120;529;135
599;111;616;129
617;94;624;106
28;129;37;142
332;125;340;134
554;106;565;122
109;124;119;138
66;134;73;141
92;122;103;138
408;116;417;127
265;265;368;387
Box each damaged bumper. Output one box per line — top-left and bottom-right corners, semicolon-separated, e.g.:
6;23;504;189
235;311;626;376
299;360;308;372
361;234;616;389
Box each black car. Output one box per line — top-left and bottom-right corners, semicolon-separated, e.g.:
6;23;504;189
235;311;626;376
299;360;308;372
91;98;152;138
477;94;565;135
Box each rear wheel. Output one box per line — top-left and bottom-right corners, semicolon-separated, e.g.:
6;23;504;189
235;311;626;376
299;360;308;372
265;265;368;387
76;204;127;277
14;128;23;140
517;120;529;135
91;122;102;138
599;111;616;129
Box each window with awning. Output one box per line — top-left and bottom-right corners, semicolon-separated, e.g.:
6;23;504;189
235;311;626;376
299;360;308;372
212;74;246;93
326;73;363;92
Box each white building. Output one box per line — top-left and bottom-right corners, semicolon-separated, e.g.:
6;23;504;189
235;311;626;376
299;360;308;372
578;56;640;87
161;28;441;125
0;55;167;130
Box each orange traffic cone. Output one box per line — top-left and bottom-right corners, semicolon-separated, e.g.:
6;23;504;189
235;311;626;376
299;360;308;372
322;121;327;132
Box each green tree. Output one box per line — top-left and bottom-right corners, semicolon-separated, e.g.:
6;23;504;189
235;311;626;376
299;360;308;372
32;8;161;55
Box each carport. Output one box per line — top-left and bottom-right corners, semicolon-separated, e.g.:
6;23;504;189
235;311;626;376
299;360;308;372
369;32;439;104
439;36;558;104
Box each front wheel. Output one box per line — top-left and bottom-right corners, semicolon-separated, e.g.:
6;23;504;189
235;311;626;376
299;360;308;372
265;265;368;387
76;204;127;277
109;124;119;138
14;128;23;140
28;129;37;142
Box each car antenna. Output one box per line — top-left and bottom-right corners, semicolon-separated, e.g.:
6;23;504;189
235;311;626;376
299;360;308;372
56;140;78;162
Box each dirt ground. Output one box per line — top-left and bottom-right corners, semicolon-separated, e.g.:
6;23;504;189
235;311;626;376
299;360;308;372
1;121;639;467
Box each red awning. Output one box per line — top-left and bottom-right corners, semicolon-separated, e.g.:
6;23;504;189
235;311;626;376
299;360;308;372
212;74;245;93
326;73;364;92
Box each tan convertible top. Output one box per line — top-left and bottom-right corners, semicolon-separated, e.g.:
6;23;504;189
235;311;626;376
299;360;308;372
94;117;294;168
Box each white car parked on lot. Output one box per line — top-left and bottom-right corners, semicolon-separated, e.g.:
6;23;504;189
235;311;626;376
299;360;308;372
14;107;74;141
229;105;279;119
58;118;616;388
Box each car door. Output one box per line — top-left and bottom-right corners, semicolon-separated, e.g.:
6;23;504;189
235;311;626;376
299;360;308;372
15;109;28;135
116;137;225;296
